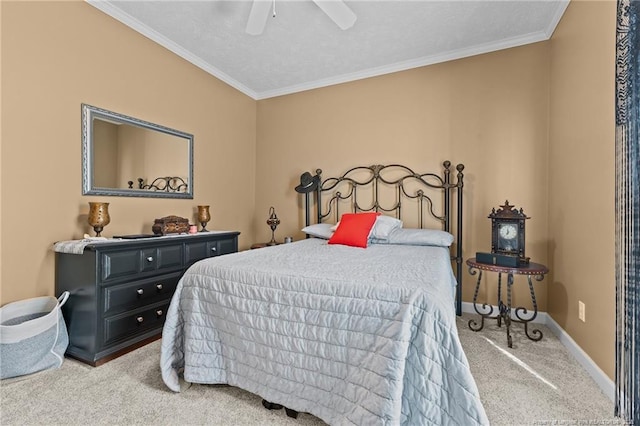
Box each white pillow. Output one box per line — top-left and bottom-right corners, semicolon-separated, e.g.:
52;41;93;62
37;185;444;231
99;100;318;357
370;215;403;241
385;228;454;247
301;223;334;239
330;215;403;242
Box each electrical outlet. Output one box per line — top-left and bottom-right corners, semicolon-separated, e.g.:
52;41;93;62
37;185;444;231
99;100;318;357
578;301;586;322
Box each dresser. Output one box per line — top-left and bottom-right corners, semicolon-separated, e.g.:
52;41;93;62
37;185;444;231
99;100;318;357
55;231;240;366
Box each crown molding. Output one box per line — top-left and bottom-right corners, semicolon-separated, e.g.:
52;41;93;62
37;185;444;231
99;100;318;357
544;0;570;38
86;0;259;100
255;29;555;100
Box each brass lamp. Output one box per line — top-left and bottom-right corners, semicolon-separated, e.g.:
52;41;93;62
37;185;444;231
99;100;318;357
266;206;280;246
87;202;110;237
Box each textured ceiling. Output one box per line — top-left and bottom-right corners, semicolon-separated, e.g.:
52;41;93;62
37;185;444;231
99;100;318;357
88;0;569;100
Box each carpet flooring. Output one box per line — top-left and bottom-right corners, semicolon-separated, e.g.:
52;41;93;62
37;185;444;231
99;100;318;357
0;314;624;425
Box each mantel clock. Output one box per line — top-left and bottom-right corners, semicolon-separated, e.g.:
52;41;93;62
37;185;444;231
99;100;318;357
489;200;530;264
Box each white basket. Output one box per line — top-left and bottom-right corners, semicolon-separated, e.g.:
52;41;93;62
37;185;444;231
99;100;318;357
0;292;70;379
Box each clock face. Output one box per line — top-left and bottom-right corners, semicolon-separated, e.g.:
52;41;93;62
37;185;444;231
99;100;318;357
498;223;519;252
499;223;518;240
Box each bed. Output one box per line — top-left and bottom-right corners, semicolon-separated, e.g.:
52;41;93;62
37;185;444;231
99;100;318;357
160;162;488;425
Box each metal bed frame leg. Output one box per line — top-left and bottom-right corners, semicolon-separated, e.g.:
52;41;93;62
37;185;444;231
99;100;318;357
261;399;299;419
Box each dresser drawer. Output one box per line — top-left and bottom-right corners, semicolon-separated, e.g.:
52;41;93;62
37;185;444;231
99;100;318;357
218;237;238;255
101;249;140;281
185;241;216;266
101;244;183;282
185;237;239;266
142;245;183;272
103;273;180;316
103;302;170;346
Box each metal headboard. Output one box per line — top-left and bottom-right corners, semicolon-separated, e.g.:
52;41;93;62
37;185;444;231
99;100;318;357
296;161;465;315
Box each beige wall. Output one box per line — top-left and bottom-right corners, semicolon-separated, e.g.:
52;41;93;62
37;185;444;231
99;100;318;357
0;1;257;303
255;42;551;311
548;0;617;379
1;0;617;382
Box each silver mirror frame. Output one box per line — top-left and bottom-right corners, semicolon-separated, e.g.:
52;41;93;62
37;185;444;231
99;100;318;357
81;104;194;199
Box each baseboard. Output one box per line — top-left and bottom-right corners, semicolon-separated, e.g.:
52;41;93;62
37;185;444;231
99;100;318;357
544;315;615;401
461;302;615;401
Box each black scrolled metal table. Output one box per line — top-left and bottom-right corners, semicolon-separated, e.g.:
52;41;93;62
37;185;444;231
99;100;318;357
466;258;549;348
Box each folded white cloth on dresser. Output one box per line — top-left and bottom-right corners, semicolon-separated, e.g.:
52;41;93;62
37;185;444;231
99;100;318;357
53;237;111;255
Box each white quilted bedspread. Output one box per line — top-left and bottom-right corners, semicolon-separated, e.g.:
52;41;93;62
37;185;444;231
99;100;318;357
161;238;488;425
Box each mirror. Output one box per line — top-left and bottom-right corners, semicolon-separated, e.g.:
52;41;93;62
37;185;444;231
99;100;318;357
82;104;194;199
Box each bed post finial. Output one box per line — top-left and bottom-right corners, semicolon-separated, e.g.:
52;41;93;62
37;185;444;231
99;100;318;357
443;160;451;170
456;164;465;187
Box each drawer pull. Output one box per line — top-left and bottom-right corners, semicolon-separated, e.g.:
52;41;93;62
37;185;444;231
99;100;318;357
211;247;217;252
146;256;154;262
156;310;163;317
136;316;144;323
156;284;163;291
137;289;144;295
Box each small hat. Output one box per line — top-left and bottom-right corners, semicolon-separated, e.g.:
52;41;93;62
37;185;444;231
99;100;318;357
295;172;319;193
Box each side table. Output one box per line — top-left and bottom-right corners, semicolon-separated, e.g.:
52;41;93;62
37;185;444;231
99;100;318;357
466;258;549;348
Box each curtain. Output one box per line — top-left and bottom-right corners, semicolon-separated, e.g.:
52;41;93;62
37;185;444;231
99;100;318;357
615;0;640;423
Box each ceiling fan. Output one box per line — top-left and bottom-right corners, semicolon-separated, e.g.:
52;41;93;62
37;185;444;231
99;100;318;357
246;0;357;35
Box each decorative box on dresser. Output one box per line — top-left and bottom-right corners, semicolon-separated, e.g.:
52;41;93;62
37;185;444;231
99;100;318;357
55;231;240;366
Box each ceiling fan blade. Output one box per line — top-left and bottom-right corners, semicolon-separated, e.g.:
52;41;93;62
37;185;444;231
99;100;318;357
312;0;356;30
246;0;272;35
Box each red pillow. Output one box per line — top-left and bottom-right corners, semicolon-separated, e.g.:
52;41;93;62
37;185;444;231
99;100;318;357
328;212;380;248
